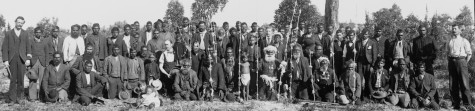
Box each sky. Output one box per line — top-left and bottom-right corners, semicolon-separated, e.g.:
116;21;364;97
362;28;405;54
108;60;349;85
0;0;473;29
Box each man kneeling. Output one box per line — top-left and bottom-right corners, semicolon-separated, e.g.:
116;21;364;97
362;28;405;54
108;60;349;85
409;62;440;110
76;60;107;106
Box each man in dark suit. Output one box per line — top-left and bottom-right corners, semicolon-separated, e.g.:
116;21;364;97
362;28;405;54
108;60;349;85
107;27;128;57
46;26;64;63
75;60;107;106
2;16;32;103
387;29;412;69
142;21;154;46
192;21;213;51
411;26;437;75
42;52;71;103
355;28;378;101
28;27;49;101
85;23;108;63
409;62;440;110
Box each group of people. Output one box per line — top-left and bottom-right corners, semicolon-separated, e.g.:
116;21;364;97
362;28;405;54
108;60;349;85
2;16;473;110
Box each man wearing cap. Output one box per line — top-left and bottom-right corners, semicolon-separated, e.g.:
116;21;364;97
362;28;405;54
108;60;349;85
63;24;85;66
283;45;311;100
42;52;70;103
259;46;286;100
409;62;440;110
338;60;362;105
446;24;472;110
173;59;199;100
388;59;412;108
142;21;154;46
76;60;107;106
27;27;48;101
313;56;337;102
103;45;128;99
85;23;108;67
107;27;128;56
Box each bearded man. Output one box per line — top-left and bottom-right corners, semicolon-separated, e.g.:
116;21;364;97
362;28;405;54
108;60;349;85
258;46;287;100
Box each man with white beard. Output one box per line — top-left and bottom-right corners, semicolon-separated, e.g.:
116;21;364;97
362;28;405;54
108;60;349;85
257;46;287;100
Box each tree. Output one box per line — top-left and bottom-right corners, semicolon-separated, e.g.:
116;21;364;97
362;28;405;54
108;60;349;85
372;4;404;39
274;0;323;29
454;6;473;27
164;0;185;26
0;15;5;31
404;13;422;39
364;12;375;32
324;0;339;33
37;17;59;37
191;0;228;23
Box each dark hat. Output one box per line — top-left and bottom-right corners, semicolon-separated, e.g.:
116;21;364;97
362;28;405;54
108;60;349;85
372;91;388;99
26;68;38;80
119;90;130;100
48;90;59;100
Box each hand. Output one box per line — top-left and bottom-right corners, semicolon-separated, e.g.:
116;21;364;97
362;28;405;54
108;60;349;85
4;61;9;67
280;61;288;68
25;60;30;66
105;82;110;90
353;49;357;53
55;87;62;91
209;78;214;83
417;96;423;101
330;52;334;57
312;90;315;94
37;84;40;90
278;81;282;85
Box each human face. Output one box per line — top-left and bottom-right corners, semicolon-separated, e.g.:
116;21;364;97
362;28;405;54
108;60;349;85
84;63;92;74
53;53;62;66
183;20;189;27
15;19;25;30
241;24;248;33
146;88;153;94
134;23;140;31
419;27;427;36
141;47;149;57
34;29;42;38
397;32;404;40
81;26;88;35
317;25;324;33
336;32;343;41
452;26;461;35
258;28;265;37
418;65;425;75
292;51;300;59
348;33;355;40
149;55;156;61
86;46;93;54
251;24;257;32
112;47;120;56
375;29;382;37
71;26;80;38
92;26;100;35
111;30;119;38
164;41;173;50
223;24;229;31
249;37;256;45
180;62;191;72
152;30;160;39
130;50;137;58
193;43;200;52
226;48;233;57
199;23;206;32
398;62;407;71
347;66;355;72
146;23;152;31
363;31;370;40
52;28;59;38
316;46;323;55
378;61;385;68
242;56;248;62
124;26;131;35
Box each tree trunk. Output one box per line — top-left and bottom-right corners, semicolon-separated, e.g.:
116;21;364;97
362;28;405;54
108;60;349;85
325;0;339;37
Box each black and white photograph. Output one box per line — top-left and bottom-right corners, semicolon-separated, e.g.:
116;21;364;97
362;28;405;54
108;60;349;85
0;0;474;110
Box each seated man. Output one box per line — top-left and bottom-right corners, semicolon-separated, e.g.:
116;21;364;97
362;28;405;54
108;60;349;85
388;59;413;108
409;62;440;110
283;45;311;100
42;52;71;103
368;58;390;102
314;56;337;102
173;59;199;100
76;60;107;106
338;60;362;105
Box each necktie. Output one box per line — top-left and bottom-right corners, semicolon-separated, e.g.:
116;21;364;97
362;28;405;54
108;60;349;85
53;39;58;51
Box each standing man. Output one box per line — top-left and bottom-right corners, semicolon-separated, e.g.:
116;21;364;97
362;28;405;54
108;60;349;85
81;24;89;39
28;27;49;101
46;26;64;56
125;49;145;96
387;29;412;69
412;26;437;74
63;24;85;66
192;21;211;51
142;21;154;45
122;24;133;55
2;16;32;103
147;29;165;53
447;24;472;110
355;28;377;101
133;21;140;32
85;23;108;65
107;27;128;56
103;45;128;99
372;27;387;59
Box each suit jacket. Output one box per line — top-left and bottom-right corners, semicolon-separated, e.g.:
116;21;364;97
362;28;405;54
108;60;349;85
371;37;388;58
102;55;128;81
85;34;108;60
387;39;412;63
368;69;390;92
2;29;31;62
409;73;436;99
389;70;413;92
340;71;362;99
70;56;102;75
42;64;71;92
127;58;145;81
411;36;437;64
141;30;153;45
30;38;49;66
45;37;65;62
320;35;333;57
192;32;213;50
355;39;378;65
76;71;106;98
285;57;312;83
107;37;129;57
174;69;199;92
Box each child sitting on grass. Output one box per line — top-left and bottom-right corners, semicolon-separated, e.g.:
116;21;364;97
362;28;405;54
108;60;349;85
140;86;162;109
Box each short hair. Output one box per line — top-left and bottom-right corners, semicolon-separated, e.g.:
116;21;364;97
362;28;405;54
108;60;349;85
71;24;80;30
124;24;131;30
92;23;100;28
134;21;139;24
241;22;247;26
347;30;355;35
53;51;63;58
34;27;43;32
375;26;382;31
112;44;120;49
81;24;88;28
111;27;119;32
198;21;206;26
182;17;189;22
417;61;426;68
146;21;152;25
15;16;25;22
180;59;191;66
375;57;385;65
84;60;93;66
223;22;229;26
130;48;137;52
336;30;343;34
396;29;404;34
52;26;60;31
451;23;461;28
252;22;257;26
85;43;94;48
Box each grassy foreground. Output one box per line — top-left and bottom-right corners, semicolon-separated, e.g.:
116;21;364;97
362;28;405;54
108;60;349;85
0;67;464;111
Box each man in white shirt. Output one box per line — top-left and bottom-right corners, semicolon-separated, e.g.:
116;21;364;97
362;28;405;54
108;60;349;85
122;24;132;54
447;24;473;110
63;24;85;66
142;21;153;45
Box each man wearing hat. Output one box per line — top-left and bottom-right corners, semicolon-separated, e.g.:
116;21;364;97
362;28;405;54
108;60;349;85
42;52;70;103
313;56;338;102
338;60;362;105
283;45;311;100
408;62;440;110
173;59;199;100
258;46;286;100
388;59;412;108
75;60;107;106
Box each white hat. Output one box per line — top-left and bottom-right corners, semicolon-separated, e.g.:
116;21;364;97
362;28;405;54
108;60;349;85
149;79;163;91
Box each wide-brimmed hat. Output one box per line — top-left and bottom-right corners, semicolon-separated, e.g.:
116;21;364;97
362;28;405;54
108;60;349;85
26;68;38;80
387;94;399;105
133;81;147;94
149;79;163;91
338;95;350;105
119;90;130;100
372;91;388;99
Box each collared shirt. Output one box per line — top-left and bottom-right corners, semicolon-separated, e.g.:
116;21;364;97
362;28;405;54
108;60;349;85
14;29;21;37
362;38;368;46
55;64;60;71
375;69;382;88
123;35;131;52
447;35;472;57
395;40;404;59
85;73;91;85
63;35;85;61
199;31;207;50
146;31;152;45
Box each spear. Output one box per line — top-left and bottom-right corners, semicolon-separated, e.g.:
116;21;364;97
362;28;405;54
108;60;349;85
238;27;242;100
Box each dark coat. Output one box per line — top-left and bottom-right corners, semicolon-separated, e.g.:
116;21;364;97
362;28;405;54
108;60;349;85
411;36;437;64
355;39;378;65
284;57;312;83
173;69;199;92
2;29;31;62
368;69;390;93
30;38;49;66
106;37;129;57
192;32;213;50
70;55;102;75
409;73;436;99
389;70;413;93
76;71;107;98
85;34;108;60
387;39;412;63
42;64;71;92
45;37;65;62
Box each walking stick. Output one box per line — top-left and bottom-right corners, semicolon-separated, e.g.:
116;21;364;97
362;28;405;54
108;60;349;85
255;58;259;100
277;0;297;100
309;53;316;101
238;30;242;100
